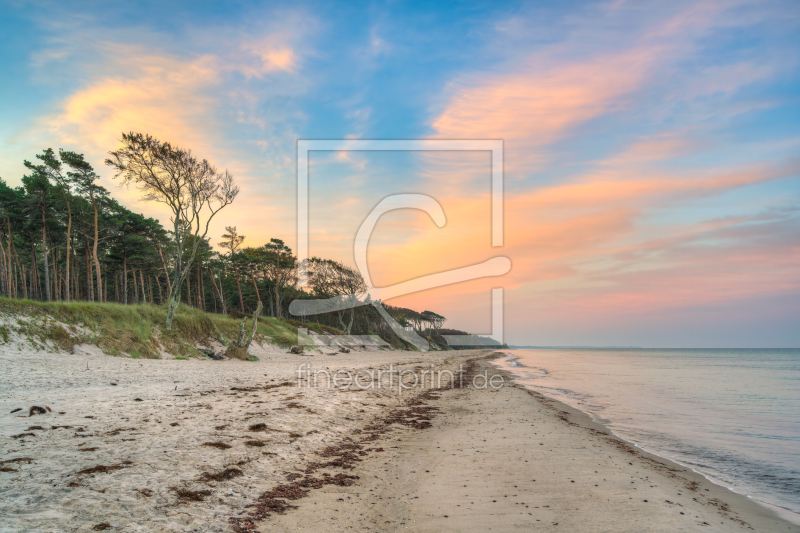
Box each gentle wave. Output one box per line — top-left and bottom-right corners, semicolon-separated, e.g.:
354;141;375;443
496;348;800;520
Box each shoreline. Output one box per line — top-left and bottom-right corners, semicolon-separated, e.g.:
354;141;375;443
267;353;800;532
493;352;800;527
2;348;798;532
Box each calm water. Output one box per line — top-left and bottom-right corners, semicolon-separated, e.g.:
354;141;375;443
495;349;800;520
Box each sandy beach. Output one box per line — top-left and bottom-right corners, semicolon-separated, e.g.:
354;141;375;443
2;347;798;532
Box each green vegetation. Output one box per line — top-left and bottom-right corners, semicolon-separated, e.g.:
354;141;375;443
0;133;465;352
0;297;336;359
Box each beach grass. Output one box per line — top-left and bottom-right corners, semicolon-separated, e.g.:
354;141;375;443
0;297;334;358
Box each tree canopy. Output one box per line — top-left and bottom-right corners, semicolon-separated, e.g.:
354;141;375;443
0;135;450;348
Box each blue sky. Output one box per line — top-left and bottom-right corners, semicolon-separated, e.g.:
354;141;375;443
1;0;799;346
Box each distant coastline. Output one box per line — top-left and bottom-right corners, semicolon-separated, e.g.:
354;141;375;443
508;345;643;349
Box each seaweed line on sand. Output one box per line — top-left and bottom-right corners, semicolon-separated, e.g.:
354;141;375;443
228;356;490;532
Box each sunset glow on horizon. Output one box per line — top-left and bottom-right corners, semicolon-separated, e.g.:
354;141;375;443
1;0;798;347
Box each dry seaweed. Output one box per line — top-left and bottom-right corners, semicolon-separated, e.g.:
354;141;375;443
0;459;30;472
263;381;293;391
248;423;267;431
0;457;33;465
76;461;132;475
244;440;266;447
201;442;232;450
91;523;112;531
29;405;49;416
199;467;243;483
231;472;360;531
171;486;212;502
229;358;475;532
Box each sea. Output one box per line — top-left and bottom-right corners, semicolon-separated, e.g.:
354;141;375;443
495;348;800;523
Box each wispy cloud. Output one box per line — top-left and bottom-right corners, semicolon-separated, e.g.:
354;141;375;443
373;1;800;343
6;8;318;247
2;0;798;345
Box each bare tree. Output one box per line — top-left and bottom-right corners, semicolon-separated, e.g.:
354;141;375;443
106;132;238;329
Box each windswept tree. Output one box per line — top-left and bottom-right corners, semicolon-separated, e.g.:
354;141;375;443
62;151;106;301
106;132;239;329
22;160;54;301
219;226;245;312
307;257;367;334
262;238;295;318
30;149;74;301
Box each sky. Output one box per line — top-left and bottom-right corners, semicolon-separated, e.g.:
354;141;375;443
0;0;798;347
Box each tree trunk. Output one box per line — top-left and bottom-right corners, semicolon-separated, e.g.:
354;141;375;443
208;268;225;315
15;249;25;299
241;300;263;350
198;261;204;311
186;268;192;307
21;264;27;300
153;240;171;294
41;208;51;302
31;243;39;300
7;218;24;299
0;242;8;297
72;248;78;301
89;188;102;303
250;273;260;302
123;255;128;304
0;242;6;297
52;247;58;301
4;238;13;299
64;199;71;302
166;287;180;329
236;276;244;312
266;288;274;317
85;243;93;301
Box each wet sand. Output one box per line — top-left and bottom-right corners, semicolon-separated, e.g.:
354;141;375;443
2;348;797;532
268;355;800;533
